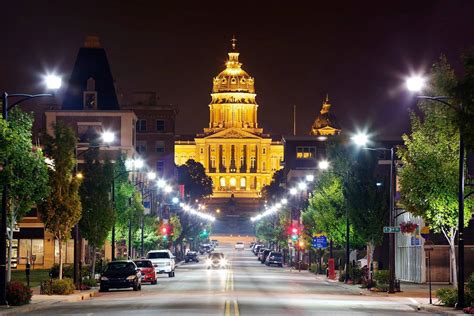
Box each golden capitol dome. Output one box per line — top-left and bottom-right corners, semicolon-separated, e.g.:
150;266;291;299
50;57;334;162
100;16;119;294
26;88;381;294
212;37;255;94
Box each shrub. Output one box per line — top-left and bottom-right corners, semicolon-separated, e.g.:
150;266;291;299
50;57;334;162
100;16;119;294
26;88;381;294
436;288;458;307
50;264;90;279
6;281;32;306
467;273;474;296
351;266;363;284
82;278;97;287
373;270;390;291
51;278;75;295
309;263;318;273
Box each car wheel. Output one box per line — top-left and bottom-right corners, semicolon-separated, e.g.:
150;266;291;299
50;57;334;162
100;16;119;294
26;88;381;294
138;284;142;291
279;264;283;267
151;280;157;285
185;260;189;263
99;286;109;292
133;283;139;291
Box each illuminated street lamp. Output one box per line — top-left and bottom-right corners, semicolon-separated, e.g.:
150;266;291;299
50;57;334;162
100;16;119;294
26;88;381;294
405;75;426;92
318;160;330;170
297;182;307;191
1;75;61;305
156;179;167;189
147;171;157;180
101;131;115;143
289;187;298;195
305;174;315;182
351;132;369;147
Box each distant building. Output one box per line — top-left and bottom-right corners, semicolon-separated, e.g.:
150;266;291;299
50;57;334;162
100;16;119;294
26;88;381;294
175;39;284;200
310;96;341;136
122;92;178;179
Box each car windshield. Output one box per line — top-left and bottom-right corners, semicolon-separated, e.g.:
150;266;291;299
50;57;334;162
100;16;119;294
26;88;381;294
106;262;135;272
209;253;224;259
236;242;243;245
147;252;170;259
134;260;153;268
270;252;282;257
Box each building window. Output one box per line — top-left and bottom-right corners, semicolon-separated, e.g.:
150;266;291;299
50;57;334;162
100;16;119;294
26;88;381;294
136;141;147;154
240;177;246;188
156;160;164;173
19;239;44;264
156;141;165;153
222;156;226;168
136;119;147;132
296;146;316;159
230;177;236;187
200;147;204;154
250;157;256;168
262;147;266;155
83;91;97;110
262;162;266;171
220;177;226;187
211;156;216;168
55;239;74;264
156;120;165;132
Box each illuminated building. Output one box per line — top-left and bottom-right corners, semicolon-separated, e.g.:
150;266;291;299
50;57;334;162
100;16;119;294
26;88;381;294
175;38;283;198
310;95;341;136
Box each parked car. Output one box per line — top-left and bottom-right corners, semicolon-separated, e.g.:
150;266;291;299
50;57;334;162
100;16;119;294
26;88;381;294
211;239;219;247
146;250;176;277
253;244;263;255
249;242;256;249
257;248;267;261
265;251;283;267
206;252;228;269
185;251;199;263
133;259;157;284
100;260;142;292
260;249;272;263
235;241;245;250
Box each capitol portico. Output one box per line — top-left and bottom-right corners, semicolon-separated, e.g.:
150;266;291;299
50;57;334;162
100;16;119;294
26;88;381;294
175;39;284;198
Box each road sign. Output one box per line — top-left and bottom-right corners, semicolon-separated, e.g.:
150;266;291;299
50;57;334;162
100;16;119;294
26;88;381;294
383;226;400;233
411;236;421;246
312;235;327;249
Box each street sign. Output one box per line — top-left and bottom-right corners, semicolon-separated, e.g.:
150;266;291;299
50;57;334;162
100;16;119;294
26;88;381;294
383;226;400;233
312;235;327;249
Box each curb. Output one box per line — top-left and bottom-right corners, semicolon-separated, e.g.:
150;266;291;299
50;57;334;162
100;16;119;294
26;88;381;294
419;304;465;315
0;289;99;315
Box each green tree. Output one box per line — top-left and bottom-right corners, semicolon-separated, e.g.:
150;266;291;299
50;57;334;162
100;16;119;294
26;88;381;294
343;151;389;274
39;121;82;279
0;108;49;281
79;148;115;276
177;159;213;201
261;169;286;201
398;57;473;286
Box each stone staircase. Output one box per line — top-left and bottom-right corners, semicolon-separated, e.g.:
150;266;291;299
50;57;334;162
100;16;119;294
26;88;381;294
212;215;255;237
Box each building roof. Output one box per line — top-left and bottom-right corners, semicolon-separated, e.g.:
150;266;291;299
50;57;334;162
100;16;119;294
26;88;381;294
310;96;341;136
62;36;119;111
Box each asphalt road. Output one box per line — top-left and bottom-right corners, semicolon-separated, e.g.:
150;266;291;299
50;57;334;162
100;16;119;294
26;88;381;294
29;243;440;315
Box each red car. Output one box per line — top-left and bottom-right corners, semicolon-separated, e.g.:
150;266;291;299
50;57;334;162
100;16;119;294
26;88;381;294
133;259;157;285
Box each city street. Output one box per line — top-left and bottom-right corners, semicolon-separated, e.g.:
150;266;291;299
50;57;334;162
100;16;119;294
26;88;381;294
29;242;439;315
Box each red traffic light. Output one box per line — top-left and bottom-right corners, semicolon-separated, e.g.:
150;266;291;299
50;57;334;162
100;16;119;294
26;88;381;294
292;228;298;234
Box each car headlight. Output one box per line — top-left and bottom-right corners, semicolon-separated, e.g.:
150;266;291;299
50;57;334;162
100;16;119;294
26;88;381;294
126;275;136;280
101;276;108;281
219;258;227;266
206;259;212;265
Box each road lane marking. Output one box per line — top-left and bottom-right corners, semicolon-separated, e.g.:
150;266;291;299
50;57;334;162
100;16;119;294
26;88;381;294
224;300;231;316
233;300;240;316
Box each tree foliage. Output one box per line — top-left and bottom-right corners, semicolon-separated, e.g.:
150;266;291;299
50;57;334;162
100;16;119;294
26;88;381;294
39;121;82;279
398;56;474;286
177;159;213;201
79;147;115;274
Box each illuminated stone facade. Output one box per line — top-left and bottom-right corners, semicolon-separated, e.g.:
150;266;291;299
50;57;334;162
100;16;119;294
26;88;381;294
310;96;341;136
175;40;283;198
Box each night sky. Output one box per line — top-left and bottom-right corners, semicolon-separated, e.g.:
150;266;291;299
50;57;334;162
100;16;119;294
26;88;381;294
2;1;474;138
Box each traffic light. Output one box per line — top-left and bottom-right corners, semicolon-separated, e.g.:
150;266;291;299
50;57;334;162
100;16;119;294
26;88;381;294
298;240;305;249
160;225;169;240
290;227;299;241
199;229;209;239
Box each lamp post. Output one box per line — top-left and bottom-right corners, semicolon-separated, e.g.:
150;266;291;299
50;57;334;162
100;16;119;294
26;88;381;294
317;159;351;283
406;76;466;308
351;133;396;292
1;75;61;305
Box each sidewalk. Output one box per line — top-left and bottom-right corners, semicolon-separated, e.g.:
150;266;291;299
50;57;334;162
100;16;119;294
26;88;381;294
0;288;99;315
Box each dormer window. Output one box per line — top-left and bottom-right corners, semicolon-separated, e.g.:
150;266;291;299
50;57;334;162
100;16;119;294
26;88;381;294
231;77;237;84
84;77;97;110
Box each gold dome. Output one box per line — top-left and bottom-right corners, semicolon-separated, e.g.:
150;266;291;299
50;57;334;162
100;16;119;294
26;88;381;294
212;43;255;93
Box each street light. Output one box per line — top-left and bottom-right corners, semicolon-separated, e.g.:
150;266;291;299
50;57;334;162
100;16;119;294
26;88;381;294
405;76;466;308
1;76;61;305
317;159;351;283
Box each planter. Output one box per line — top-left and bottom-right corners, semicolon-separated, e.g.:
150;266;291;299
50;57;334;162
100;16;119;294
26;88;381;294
400;222;418;235
402;232;414;237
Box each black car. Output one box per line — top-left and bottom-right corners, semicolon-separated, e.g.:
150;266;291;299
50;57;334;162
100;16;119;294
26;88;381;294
253;244;263;255
265;251;283;267
100;261;142;292
260;249;272;263
185;251;199;263
199;244;212;255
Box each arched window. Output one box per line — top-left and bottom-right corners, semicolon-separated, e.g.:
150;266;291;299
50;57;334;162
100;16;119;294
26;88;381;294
210;156;216;168
220;177;226;187
231;77;237;84
240;177;246;188
230;177;236;187
250;157;256;169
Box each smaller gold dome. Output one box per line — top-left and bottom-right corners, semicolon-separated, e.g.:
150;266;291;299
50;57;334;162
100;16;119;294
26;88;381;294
213;47;255;93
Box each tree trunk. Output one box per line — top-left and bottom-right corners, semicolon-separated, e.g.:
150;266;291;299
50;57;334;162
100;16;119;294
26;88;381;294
91;246;96;280
367;240;375;280
58;238;63;280
449;235;457;287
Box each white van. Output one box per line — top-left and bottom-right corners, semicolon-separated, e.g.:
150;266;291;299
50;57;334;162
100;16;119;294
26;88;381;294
146;250;176;277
